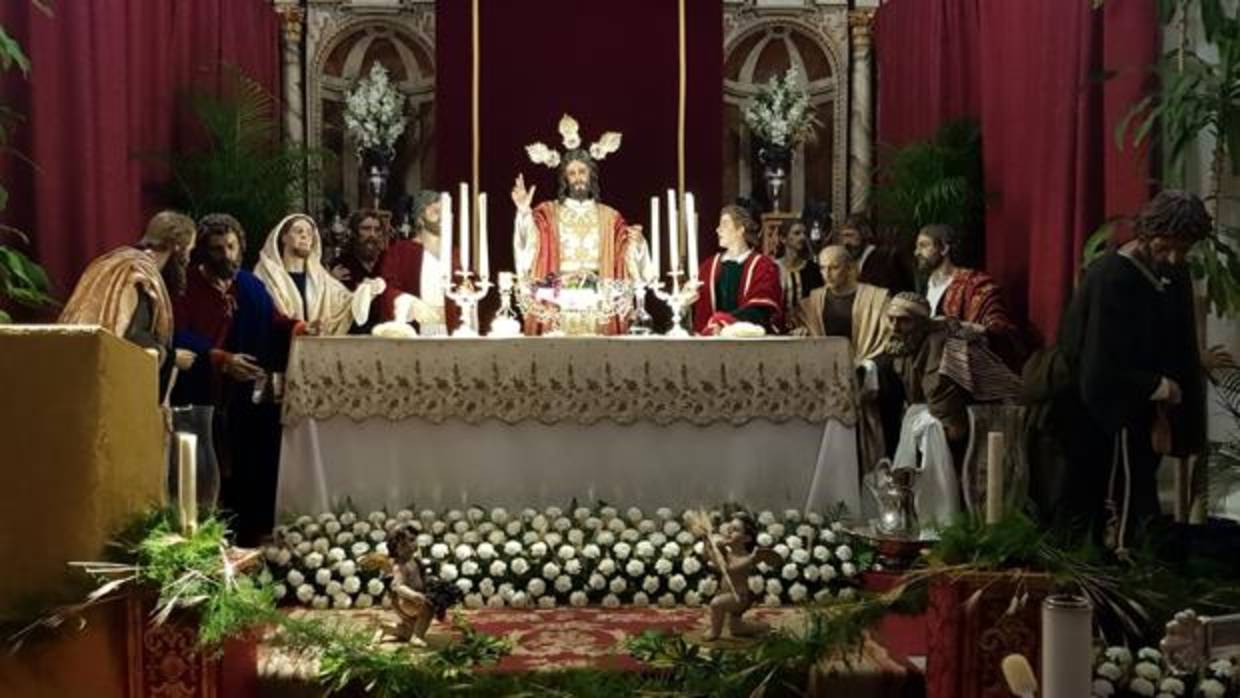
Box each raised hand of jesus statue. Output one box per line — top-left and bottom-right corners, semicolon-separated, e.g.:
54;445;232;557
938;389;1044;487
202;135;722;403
511;174;536;212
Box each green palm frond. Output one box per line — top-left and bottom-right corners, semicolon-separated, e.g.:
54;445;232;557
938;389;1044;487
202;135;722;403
874;119;986;241
169;66;326;261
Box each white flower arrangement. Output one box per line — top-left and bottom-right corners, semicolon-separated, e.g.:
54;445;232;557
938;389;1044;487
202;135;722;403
343;62;407;157
742;67;820;149
264;505;868;610
1092;646;1238;698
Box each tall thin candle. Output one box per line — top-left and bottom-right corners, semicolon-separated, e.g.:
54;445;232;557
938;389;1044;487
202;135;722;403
666;189;679;273
986;431;1005;524
177;433;198;534
440;192;453;279
685;192;699;280
459;183;471;273
649;196;661;279
478;192;489;279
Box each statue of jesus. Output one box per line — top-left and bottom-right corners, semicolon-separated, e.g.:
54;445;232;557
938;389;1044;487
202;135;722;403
512;115;654;285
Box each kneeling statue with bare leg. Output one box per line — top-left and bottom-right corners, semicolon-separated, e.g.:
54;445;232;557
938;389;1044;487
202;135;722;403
688;511;780;641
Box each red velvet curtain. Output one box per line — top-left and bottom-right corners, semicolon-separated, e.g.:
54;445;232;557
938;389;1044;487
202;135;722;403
876;0;1156;344
436;1;723;279
0;0;280;294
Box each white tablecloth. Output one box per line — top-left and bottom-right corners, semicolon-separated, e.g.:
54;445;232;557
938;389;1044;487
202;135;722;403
276;336;860;516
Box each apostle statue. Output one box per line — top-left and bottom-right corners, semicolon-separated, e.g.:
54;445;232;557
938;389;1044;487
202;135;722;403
512;115;654;287
376;191;451;335
834;215;915;294
690;205;783;335
59;210;199;391
255;214;385;336
915;224;1025;370
792;245;892;469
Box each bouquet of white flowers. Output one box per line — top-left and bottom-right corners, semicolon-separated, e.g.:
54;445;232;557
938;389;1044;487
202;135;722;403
263;504;869;611
1091;645;1238;698
743;67;819;149
343;63;407;158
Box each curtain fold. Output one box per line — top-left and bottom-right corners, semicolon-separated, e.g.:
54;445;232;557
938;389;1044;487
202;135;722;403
0;0;280;293
876;0;1156;344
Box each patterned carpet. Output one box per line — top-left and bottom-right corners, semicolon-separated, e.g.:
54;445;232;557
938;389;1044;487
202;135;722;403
258;606;816;677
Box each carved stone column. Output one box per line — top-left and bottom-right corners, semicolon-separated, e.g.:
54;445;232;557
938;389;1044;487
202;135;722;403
848;10;875;215
278;4;306;211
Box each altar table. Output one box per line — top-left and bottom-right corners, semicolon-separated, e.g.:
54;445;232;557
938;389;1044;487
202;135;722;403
276;336;860;515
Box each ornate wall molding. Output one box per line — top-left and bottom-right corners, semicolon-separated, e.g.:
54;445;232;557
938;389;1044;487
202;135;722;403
723;4;851;220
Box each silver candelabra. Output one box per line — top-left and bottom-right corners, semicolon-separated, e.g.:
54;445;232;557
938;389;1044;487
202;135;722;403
445;270;492;337
651;270;700;337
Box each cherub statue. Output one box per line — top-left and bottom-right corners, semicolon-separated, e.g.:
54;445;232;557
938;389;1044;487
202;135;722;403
386;524;462;647
687;510;781;641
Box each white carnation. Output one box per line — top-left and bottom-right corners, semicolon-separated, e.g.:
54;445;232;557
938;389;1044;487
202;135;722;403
607;519;627;533
748;576;765;594
538;595;557;609
339;512;357;526
588;573;607;590
555;575;573;593
439;563;459;582
477;543;496;560
757;533;774;547
311;594;330;610
355;593;373;609
531;515;549;532
479;578;495;596
661;542;681;559
1128;677;1155;697
841;562;857;577
789;583;808;602
819;529;837;544
486;595;505;608
489;560;507;578
370;530;386;543
582;544;601;560
685;590;702;606
367;578;385;596
1199;679;1226;698
609;577;628;593
632;592;650;607
573;507;591;521
530;542;548;559
602;593;621;608
820;564;837;581
503;540;523;557
781;563;799;581
613;542;632;560
596;531;616;547
462;560;480;576
768;523;786;538
565;559;582;576
273;583;288;600
1134;662;1161;681
325;580;342;597
527;578;546;597
499;583;515;602
305;552;324;569
654;559;674;576
286;569;305;587
683;556;703;575
276;549;292;566
1097;661;1123;681
567;529;585;546
676;531;695;546
626;507;643;523
553;517;572;533
635;541;655;559
774;544;790;560
698;578;718;596
642;576;660;594
510;591;529;608
542;562;561;580
343;576;362;594
511;558;530;576
584;517;602;531
296;583;315;603
557;545;576;561
626;559;646;577
506;521;523;536
765;579;782;597
669;575;687;593
430;543;449;560
1157;677;1184;695
598;558;617;575
1209;659;1233;678
621;529;641;542
464;593;484;609
416;533;433;548
453;544;473;561
758;511;776;526
835;545;852;562
430;522;447;535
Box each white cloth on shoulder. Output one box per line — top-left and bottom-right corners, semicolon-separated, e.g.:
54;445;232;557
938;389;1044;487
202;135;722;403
892;404;960;527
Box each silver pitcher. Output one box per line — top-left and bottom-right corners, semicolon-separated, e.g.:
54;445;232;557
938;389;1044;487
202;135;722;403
867;459;920;538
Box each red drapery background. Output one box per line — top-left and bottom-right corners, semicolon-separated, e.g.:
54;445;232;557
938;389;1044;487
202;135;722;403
876;0;1156;344
0;0;280;295
435;1;722;279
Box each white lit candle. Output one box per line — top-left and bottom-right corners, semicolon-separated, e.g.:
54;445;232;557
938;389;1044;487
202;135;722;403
177;432;198;534
685;192;699;280
650;196;660;279
986;431;1005;524
440;192;453;280
478;192;489;279
666;189;679;273
459;183;471;274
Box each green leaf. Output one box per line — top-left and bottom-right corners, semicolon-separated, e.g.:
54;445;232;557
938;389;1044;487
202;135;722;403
0;26;30;76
